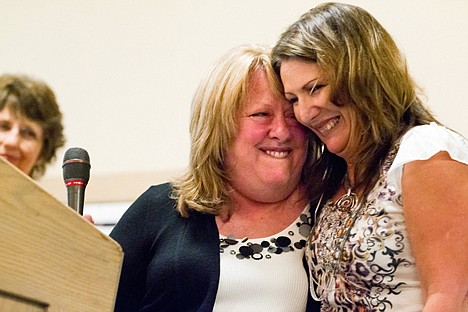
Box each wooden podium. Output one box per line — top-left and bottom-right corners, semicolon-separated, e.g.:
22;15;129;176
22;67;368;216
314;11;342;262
0;157;123;311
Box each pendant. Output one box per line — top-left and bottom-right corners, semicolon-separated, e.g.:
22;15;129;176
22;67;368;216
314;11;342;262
335;189;359;213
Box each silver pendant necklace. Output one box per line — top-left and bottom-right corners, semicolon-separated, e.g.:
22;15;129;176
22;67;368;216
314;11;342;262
336;172;359;213
308;172;364;300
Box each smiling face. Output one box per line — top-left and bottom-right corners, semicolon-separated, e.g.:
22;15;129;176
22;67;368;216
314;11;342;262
223;69;308;203
0;107;44;175
279;59;359;163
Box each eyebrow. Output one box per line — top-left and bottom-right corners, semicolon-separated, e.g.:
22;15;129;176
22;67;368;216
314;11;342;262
303;78;319;91
284;77;321;98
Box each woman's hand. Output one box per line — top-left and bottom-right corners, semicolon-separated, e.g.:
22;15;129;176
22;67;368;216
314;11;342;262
83;214;94;224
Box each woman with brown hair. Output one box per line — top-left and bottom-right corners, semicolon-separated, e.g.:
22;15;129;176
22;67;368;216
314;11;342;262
0;74;65;179
273;2;468;311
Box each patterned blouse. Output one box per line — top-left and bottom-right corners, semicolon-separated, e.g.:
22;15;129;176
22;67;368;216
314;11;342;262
306;123;468;311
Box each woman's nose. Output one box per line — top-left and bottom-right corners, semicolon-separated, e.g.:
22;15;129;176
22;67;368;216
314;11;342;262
269;115;291;141
0;129;21;147
294;99;317;127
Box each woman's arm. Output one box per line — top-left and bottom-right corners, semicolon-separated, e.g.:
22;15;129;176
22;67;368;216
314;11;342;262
402;151;468;312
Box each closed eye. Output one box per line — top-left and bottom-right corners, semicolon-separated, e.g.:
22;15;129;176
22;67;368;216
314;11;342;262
309;83;326;95
287;97;298;105
249;112;269;117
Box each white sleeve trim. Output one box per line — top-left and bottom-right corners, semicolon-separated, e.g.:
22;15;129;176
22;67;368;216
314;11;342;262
387;123;468;192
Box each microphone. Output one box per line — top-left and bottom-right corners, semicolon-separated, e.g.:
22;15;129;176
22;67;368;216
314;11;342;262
62;147;91;215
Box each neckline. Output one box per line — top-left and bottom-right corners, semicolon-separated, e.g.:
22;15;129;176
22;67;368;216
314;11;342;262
219;204;310;241
219;205;312;260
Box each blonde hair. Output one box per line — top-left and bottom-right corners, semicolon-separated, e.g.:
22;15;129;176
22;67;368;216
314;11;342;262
272;2;438;198
171;44;315;217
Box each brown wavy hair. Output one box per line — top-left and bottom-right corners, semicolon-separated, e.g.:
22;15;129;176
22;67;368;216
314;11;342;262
272;2;438;202
0;74;65;178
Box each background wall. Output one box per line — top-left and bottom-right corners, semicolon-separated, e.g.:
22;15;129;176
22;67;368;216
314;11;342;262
1;1;467;208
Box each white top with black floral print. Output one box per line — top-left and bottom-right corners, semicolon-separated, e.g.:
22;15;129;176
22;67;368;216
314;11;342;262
213;205;311;312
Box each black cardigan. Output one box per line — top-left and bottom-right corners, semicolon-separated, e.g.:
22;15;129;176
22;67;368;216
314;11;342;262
110;183;319;312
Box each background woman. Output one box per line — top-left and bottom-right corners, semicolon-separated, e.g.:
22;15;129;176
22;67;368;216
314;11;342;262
0;74;65;179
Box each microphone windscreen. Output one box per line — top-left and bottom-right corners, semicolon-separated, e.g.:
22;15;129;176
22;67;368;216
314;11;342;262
62;147;91;183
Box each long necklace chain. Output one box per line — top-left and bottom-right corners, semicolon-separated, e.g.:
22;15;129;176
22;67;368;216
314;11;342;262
343;171;354;195
309;172;365;300
332;172;361;266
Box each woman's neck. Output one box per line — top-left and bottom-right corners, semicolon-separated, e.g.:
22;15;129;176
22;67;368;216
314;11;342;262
216;187;308;238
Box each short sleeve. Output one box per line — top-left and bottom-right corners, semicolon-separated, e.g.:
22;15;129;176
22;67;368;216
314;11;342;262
387;122;468;192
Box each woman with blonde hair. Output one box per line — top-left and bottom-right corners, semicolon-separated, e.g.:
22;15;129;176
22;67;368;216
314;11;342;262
110;44;320;311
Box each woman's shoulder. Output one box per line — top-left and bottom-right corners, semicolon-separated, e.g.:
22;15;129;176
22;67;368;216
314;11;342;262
402;122;466;143
142;182;173;203
396;122;468;164
386;123;468;191
121;182;177;222
133;182;213;221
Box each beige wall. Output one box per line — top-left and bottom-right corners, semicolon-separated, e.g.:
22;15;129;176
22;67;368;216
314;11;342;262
1;0;467;204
